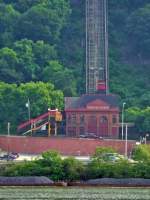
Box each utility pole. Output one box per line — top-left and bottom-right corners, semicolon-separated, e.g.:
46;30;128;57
7;122;10;157
121;102;126;140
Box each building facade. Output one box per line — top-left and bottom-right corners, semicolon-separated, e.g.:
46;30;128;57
65;94;119;138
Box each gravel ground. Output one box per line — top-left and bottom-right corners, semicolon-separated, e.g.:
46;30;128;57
0;187;150;200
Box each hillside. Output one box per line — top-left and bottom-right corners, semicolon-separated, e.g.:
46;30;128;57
0;0;149;134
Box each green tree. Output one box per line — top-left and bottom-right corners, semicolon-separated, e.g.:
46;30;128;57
132;145;150;161
19;82;64;117
13;39;57;81
62;157;85;181
0;47;23;83
0;82;64;133
126;4;150;57
58;0;85;94
126;107;150;134
36;150;64;180
0;82;19;132
32;40;57;68
0;39;58;83
13;39;37;81
42;61;77;96
7;0;47;13
14;1;70;44
140;107;150;133
0;3;20;47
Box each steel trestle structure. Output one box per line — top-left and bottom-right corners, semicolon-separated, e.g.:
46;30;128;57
86;0;108;94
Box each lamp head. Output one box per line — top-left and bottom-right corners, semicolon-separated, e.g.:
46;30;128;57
123;102;126;107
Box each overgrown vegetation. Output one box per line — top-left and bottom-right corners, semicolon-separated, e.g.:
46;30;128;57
0;0;149;134
132;144;150;161
1;150;84;181
2;147;150;180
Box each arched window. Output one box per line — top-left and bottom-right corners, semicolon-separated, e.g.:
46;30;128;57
100;116;108;124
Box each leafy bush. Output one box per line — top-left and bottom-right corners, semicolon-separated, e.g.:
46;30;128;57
132;145;150;161
3;149;150;180
2;150;64;181
93;147;116;161
112;160;134;178
86;147;134;179
35;150;64;181
86;160;110;179
3;161;41;176
86;159;135;179
62;157;85;181
133;161;150;178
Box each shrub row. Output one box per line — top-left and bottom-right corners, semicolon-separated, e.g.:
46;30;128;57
2;148;150;181
86;159;150;179
0;151;85;181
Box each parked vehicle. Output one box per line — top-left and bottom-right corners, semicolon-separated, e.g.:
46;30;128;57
0;153;19;161
102;153;124;162
80;133;103;139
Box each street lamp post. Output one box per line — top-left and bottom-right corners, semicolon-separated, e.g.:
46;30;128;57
55;108;58;136
145;134;149;144
25;98;32;134
7;122;10;157
125;124;128;158
121;102;126;140
26;98;31;121
48;108;51;137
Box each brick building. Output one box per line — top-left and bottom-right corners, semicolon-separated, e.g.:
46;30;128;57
65;94;119;138
64;1;120;139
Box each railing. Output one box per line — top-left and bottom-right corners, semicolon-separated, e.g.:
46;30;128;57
18;110;61;130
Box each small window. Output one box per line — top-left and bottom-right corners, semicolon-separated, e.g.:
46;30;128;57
67;114;71;123
89;115;96;122
112;115;117;124
100;116;108;123
80;127;85;135
72;114;76;124
68;127;76;136
80;115;84;125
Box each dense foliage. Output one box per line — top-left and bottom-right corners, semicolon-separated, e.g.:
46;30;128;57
126;107;150;134
0;82;63;133
0;0;149;133
132;144;150;161
1;150;85;181
2;147;150;180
